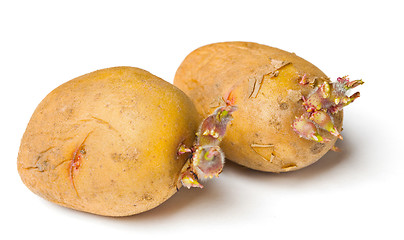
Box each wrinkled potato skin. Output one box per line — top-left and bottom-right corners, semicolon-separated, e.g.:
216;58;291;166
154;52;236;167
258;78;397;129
18;67;199;216
174;42;342;172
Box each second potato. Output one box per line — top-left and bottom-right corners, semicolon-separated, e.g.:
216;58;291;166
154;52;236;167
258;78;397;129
174;42;353;172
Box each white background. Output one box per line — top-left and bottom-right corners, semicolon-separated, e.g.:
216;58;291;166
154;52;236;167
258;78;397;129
1;0;403;239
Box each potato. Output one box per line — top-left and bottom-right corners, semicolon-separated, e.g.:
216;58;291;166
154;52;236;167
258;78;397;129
17;66;199;216
174;42;362;172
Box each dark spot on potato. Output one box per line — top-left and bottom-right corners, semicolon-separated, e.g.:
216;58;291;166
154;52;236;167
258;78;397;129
268;117;282;131
279;102;289;110
64;108;74;118
24;146;57;172
94;92;102;100
35;157;48;172
311;142;325;154
142;194;153;201
111;152;138;162
111;153;120;161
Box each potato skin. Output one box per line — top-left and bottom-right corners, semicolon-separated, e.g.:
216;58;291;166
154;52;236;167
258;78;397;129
174;42;342;172
17;67;199;216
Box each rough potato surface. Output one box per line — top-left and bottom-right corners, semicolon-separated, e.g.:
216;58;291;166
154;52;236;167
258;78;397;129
174;42;342;172
18;67;199;216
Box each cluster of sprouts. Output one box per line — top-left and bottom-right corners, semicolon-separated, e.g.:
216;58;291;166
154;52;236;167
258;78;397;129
178;92;237;188
292;76;364;143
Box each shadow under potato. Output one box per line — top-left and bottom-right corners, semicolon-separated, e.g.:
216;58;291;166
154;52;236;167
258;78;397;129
113;180;227;221
104;135;353;221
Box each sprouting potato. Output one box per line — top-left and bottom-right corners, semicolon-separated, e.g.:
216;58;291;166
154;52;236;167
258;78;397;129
17;67;201;216
174;42;363;172
18;66;236;216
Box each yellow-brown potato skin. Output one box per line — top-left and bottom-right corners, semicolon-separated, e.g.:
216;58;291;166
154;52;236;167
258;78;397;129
174;42;342;172
18;67;199;216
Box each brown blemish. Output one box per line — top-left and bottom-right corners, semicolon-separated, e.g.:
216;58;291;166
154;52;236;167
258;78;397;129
142;194;153;201
111;149;139;172
279;102;289;110
23;146;56;172
268;117;282;132
310;142;325;154
111;151;139;163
